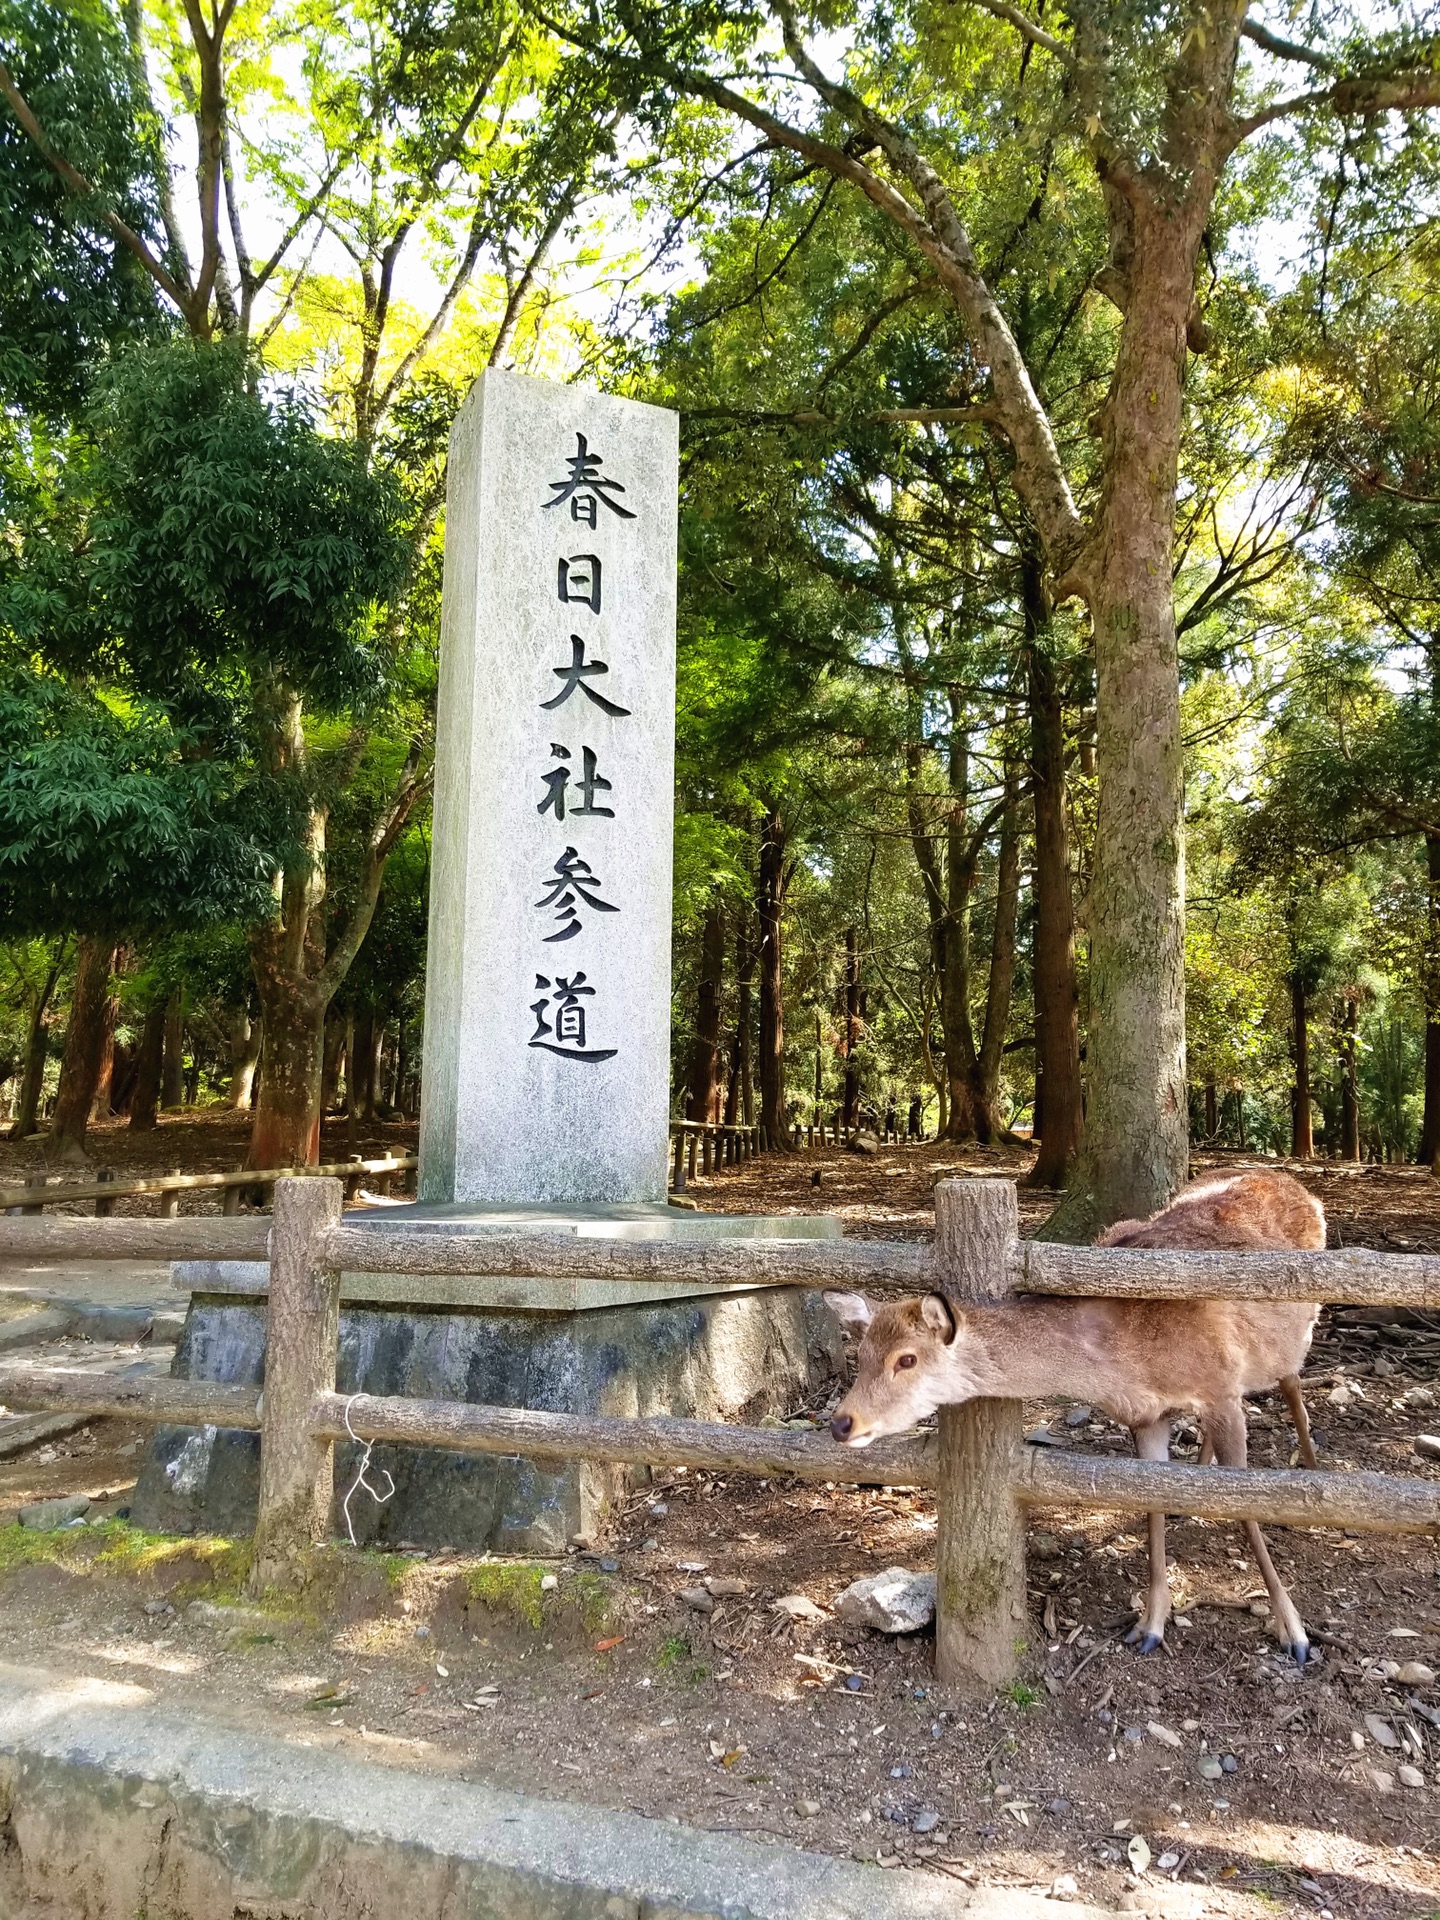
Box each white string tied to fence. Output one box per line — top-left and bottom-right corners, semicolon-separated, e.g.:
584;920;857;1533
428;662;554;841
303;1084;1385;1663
341;1392;395;1546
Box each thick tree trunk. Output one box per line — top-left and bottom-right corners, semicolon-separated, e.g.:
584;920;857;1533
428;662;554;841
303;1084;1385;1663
46;938;118;1164
161;992;186;1109
247;973;324;1169
91;950;123;1122
1203;1080;1218;1140
11;948;63;1141
688;903;726;1124
1421;832;1440;1167
128;999;167;1132
1044;203;1195;1237
757;805;792;1150
1291;974;1313;1160
841;926;862;1130
228;1008;262;1111
352;1008;380;1121
1024;572;1085;1189
321;1014;345;1113
1339;997;1360;1163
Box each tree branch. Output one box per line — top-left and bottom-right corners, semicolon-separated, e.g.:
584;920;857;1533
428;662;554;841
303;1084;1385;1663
0;58;197;320
685;404;997;429
1233;67;1440;141
961;0;1073;64
1239;16;1336;71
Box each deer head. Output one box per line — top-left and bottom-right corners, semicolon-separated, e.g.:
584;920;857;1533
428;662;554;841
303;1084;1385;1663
824;1290;980;1445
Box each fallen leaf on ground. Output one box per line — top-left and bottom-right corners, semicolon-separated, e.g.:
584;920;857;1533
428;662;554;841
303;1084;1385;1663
594;1635;625;1652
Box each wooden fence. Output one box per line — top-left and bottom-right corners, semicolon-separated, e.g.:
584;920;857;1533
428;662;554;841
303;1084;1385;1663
0;1155;418;1218
0;1176;1436;1687
668;1121;765;1188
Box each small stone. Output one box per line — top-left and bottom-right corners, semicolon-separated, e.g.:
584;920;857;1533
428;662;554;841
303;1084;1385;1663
1051;1875;1079;1899
650;1502;669;1517
679;1587;714;1613
912;1808;940;1834
1367;1767;1395;1794
795;1799;822;1817
1065;1407;1093;1428
598;1558;620;1574
1365;1714;1401;1749
1221;1754;1238;1773
773;1593;827;1623
143;1600;174;1619
706;1575;748;1597
1413;1434;1440;1462
1182;1719;1200;1732
1124;1725;1145;1745
844;1673;864;1691
640;1538;659;1553
1025;1426;1064;1446
1398;1764;1425;1789
1198;1757;1224;1781
540;1574;558;1592
1351;1731;1366;1751
18;1494;91;1530
1048;1797;1071;1816
835;1567;936;1634
1147;1721;1182;1747
1158;1852;1180;1871
1031;1532;1063;1559
1396;1662;1436;1686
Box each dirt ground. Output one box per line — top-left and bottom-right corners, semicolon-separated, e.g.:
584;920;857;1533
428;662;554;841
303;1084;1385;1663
1;1132;1439;1917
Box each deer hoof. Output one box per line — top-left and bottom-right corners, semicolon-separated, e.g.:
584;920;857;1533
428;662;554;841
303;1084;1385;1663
1289;1637;1311;1668
1124;1625;1164;1654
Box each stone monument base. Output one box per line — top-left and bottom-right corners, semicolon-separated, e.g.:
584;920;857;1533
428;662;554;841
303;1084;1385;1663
131;1203;844;1554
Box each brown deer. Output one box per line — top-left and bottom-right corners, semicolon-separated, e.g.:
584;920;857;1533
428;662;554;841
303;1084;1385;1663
825;1168;1324;1664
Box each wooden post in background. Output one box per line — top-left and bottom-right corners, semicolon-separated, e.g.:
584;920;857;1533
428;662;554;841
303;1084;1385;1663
934;1178;1026;1688
250;1176;344;1593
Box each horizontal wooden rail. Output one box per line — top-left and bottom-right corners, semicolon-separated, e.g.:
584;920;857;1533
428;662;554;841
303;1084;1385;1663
309;1392;936;1486
1016;1447;1440;1534
669;1122;759;1135
0;1361;260;1429
0;1217;271;1263
319;1222;928;1288
0;1156;417;1214
1013;1241;1440;1309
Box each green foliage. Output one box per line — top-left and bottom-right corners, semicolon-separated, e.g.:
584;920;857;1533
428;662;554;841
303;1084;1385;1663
0;0;167;412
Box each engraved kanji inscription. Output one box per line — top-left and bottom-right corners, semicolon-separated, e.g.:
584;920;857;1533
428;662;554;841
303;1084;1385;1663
557;553;602;614
535;845;619;942
528;972;617;1062
538;744;613;821
542;433;636;527
541;634;631;716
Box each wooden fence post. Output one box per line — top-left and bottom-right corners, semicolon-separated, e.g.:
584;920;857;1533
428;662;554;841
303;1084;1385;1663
672;1130;687;1191
250;1176;344;1594
934;1178;1027;1689
157;1169;181;1219
93;1169;114;1218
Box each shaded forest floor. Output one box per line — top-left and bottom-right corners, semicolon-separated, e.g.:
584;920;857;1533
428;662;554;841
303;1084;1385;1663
1;1129;1439;1916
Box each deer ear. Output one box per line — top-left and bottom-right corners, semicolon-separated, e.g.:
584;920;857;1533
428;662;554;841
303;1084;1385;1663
824;1290;872;1331
920;1292;959;1343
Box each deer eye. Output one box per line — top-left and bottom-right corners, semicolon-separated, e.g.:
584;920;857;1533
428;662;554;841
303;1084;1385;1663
895;1353;918;1370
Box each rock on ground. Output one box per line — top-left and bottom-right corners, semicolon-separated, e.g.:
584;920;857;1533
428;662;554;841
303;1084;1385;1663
835;1567;936;1634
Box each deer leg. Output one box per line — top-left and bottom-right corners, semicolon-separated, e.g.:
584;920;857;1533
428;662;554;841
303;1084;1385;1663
1208;1403;1310;1666
1123;1418;1173;1654
1280;1374;1318;1468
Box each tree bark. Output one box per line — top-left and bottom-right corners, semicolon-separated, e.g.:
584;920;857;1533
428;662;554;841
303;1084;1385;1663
1023;557;1084;1188
227;1008;262;1111
247;972;325;1169
972;752;1022;1142
352;1007;378;1120
46;937;117;1163
1421;832;1440;1167
91;947;124;1122
1204;1080;1218;1140
757;804;792;1149
841;925;862;1130
723;922;755;1128
10;945;63;1141
128;998;166;1132
161;991;185;1109
688;902;726;1124
1291;973;1314;1160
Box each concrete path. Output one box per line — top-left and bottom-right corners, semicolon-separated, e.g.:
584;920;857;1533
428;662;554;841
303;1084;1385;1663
0;1662;1111;1920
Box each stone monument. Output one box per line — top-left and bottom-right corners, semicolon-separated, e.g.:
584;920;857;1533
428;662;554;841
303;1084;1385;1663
134;371;837;1554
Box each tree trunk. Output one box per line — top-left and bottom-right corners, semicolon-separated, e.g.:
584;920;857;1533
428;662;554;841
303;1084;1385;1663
1340;996;1360;1163
11;946;63;1141
1421;832;1440;1167
161;991;186;1109
1024;575;1085;1187
972;753;1022;1142
757;804;792;1150
1291;974;1313;1160
128;999;167;1132
723;923;755;1128
352;1008;380;1120
91;948;124;1122
46;937;118;1164
841;925;861;1130
247;973;324;1169
321;1013;345;1113
228;1008;262;1111
1203;1080;1218;1140
1039;193;1205;1239
688;902;726;1124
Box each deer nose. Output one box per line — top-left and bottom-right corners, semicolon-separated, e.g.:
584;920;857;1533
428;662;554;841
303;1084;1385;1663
831;1412;854;1442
